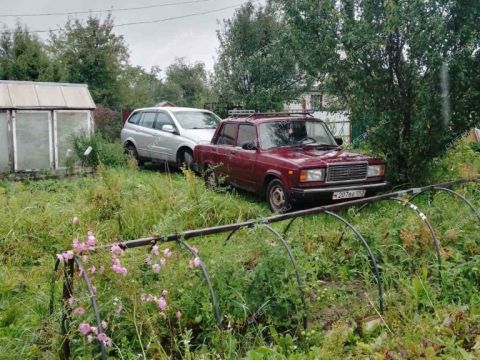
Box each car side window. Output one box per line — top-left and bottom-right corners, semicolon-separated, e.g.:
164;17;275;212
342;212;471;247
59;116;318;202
216;123;237;146
140;112;156;128
236;124;256;147
154;112;175;130
127;112;141;125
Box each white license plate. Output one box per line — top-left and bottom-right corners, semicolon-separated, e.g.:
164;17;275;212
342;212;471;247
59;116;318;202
333;190;366;200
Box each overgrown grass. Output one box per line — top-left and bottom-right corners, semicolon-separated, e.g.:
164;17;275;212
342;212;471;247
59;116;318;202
0;141;479;359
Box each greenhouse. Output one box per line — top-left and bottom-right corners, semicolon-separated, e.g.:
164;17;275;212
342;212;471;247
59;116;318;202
0;80;95;174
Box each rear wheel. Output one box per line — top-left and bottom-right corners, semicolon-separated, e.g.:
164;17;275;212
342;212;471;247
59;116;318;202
125;144;144;166
266;179;291;213
204;165;218;189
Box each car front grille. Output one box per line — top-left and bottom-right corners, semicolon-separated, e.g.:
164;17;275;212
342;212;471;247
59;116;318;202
326;163;368;182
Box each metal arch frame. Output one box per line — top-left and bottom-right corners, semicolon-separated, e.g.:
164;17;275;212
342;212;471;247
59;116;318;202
323;211;384;313
176;239;222;327
224;222;308;329
408;186;480;224
335;197;443;281
49;257;107;360
74;256;108;360
280;210;384;313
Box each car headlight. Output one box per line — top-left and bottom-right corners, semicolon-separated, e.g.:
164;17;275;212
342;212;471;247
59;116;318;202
367;164;385;177
300;169;325;182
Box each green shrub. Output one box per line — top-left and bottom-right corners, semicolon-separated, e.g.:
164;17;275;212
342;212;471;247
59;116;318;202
73;132;127;168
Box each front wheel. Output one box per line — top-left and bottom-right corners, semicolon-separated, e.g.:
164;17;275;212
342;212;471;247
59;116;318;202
266;179;291;213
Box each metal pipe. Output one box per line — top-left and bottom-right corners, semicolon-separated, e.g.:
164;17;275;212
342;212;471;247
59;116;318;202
259;223;308;329
74;256;107;360
90;179;473;251
176;239;222;327
323;211;384;313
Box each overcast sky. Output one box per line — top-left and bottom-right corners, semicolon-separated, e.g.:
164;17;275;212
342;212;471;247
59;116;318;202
0;0;265;74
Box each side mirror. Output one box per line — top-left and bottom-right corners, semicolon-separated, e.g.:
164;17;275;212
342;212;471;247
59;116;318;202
241;141;257;151
334;137;343;146
162;124;176;133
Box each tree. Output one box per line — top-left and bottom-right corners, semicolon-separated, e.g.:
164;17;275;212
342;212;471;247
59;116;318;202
214;1;310;112
0;25;54;81
158;58;211;108
49;14;129;108
119;65;163;109
278;0;480;182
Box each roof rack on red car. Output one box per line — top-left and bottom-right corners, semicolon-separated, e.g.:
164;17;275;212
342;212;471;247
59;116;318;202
227;110;314;119
252;111;314;118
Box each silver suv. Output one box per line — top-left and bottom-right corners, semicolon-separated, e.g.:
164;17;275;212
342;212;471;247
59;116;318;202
121;107;221;168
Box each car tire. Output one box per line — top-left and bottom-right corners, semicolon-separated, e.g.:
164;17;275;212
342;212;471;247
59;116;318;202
178;149;194;170
204;165;218;189
266;179;291;213
125;144;144;166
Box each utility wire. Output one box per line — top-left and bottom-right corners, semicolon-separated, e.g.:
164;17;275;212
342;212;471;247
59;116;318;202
0;0;210;18
0;2;247;35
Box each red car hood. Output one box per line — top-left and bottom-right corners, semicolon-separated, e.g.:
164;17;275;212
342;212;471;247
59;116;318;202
263;147;379;167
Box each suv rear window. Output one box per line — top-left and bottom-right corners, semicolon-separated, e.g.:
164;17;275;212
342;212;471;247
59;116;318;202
216;123;237;146
128;112;141;125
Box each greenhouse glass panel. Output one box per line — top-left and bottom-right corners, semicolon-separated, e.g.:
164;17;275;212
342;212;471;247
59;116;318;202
56;111;90;168
0;111;10;173
15;111;51;171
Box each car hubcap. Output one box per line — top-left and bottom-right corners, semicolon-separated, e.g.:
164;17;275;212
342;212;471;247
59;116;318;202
270;186;285;210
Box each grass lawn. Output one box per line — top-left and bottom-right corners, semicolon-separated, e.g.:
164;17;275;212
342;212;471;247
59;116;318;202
1;143;480;359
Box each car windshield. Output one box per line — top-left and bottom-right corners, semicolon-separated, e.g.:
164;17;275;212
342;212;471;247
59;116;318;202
259;120;337;150
174;111;220;129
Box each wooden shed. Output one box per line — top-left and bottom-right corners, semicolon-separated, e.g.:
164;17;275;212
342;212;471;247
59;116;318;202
0;80;95;174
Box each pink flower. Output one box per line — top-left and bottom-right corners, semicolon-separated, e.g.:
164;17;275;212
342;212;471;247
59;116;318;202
189;257;201;269
87;237;96;248
115;305;123;315
87;230;94;237
156;297;167;311
111;244;124;256
192;246;199;254
101;320;108;330
88;266;96;274
145;255;152;265
163;248;172;257
146;294;155;302
97;332;112;347
152;263;161;273
73;307;85;315
140;293;146;302
79;322;91;336
68;296;75;306
112;257;128;275
152;244;159;256
90;326;98;335
62;251;74;261
176;311;182;318
71;216;79;225
56;253;63;262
